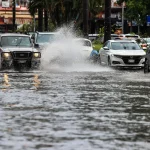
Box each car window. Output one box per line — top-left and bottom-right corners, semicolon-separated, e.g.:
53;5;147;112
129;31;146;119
74;39;92;47
36;34;56;44
103;41;110;48
84;40;91;47
103;41;108;47
1;36;32;47
81;40;91;47
106;42;110;49
145;38;150;43
111;42;141;50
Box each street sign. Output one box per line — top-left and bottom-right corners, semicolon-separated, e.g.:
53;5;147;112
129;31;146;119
2;0;10;8
147;15;150;26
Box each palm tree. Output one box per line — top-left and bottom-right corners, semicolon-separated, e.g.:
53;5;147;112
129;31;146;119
104;0;111;42
28;0;105;32
28;0;50;31
12;0;16;32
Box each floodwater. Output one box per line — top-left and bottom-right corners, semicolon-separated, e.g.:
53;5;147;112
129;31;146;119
0;66;150;150
0;27;150;150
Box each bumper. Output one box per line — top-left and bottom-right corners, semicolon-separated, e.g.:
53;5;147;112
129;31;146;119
2;58;40;69
110;57;145;67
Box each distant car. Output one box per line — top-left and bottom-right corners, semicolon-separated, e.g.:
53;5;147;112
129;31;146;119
143;38;150;46
31;31;59;50
136;38;149;51
124;34;140;40
144;48;150;73
111;34;125;40
0;33;41;70
99;40;146;68
88;34;99;41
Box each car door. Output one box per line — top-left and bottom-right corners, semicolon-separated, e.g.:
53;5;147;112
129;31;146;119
100;41;110;65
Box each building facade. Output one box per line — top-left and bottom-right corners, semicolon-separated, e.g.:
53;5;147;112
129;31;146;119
90;0;128;34
0;0;34;32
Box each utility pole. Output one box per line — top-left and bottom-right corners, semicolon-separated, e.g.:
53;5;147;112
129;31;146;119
12;0;16;32
104;0;111;43
83;0;89;38
122;2;124;34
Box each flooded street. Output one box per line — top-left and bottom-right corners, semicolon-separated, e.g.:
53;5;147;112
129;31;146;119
0;66;150;150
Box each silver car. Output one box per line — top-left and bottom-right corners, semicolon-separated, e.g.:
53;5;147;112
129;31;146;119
31;32;59;50
99;40;146;67
0;33;41;70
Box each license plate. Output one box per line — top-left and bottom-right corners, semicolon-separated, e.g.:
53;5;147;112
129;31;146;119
18;60;26;63
128;59;135;63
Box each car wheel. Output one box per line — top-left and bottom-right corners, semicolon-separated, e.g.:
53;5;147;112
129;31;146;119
144;59;150;73
108;57;112;67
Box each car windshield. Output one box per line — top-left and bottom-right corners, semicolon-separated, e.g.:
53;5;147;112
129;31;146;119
1;36;32;47
111;42;141;50
145;38;150;43
36;34;56;44
75;40;92;47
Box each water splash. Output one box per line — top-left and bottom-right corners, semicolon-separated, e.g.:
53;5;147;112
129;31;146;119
40;25;112;72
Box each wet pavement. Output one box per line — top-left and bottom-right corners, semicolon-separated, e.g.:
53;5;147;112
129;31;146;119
0;67;150;150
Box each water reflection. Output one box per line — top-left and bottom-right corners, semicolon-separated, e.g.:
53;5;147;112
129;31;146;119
33;74;40;90
2;73;11;91
0;71;150;150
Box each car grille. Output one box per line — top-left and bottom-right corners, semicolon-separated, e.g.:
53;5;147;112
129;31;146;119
12;51;32;59
122;56;142;64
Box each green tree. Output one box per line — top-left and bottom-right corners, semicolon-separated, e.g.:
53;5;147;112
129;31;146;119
117;0;150;26
28;0;105;32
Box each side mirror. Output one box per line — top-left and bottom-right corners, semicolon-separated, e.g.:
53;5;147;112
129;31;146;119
31;39;34;43
31;36;35;43
103;47;109;50
34;43;39;48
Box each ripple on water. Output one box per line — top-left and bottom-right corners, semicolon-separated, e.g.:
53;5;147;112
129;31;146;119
0;68;150;150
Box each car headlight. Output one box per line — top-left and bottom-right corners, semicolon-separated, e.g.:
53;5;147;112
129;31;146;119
113;55;122;58
2;52;12;59
33;52;41;58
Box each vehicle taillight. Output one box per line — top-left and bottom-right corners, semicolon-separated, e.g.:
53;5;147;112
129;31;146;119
141;44;147;47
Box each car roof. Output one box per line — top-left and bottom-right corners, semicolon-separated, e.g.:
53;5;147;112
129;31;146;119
125;34;139;36
36;32;58;35
88;34;99;36
0;33;30;37
108;39;136;42
124;34;140;37
111;34;125;36
144;37;150;39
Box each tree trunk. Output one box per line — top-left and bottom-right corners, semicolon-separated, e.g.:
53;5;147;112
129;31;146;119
38;8;43;32
55;4;61;26
104;0;111;43
12;0;16;32
44;10;48;31
130;21;132;33
83;0;89;38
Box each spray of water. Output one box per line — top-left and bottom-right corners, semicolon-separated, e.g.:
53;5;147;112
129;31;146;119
41;25;112;72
